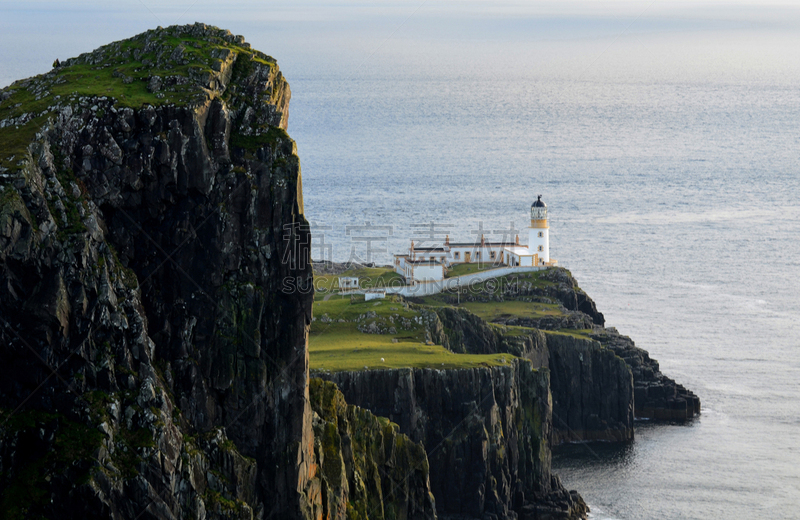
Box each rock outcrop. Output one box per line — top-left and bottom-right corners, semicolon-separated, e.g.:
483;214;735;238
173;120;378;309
318;361;588;520
423;268;604;331
309;379;436;520
0;24;436;520
590;329;701;420
426;269;699;441
429;306;633;443
544;333;633;444
428;306;549;365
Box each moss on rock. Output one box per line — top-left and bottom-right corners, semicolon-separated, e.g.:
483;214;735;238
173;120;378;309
309;379;436;520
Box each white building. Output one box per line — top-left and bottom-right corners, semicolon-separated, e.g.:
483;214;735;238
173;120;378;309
337;276;359;291
365;289;386;301
393;256;445;283
393;196;557;282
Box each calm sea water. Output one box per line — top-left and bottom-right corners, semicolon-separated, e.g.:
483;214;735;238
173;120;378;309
3;3;799;518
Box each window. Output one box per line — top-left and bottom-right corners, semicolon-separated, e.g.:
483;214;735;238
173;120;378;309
476;252;481;259
538;231;543;238
454;252;460;259
490;251;496;260
538;245;544;252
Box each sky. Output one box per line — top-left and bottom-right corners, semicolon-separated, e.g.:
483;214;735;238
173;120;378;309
2;0;800;89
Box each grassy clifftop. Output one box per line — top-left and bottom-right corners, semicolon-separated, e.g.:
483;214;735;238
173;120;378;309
308;267;601;372
309;295;516;371
0;23;284;174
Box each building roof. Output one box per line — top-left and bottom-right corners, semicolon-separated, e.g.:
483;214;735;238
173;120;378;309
406;259;444;265
413;247;447;252
504;246;533;255
448;241;517;247
532;195;546;208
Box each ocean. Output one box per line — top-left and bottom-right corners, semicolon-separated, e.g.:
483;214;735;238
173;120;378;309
2;2;799;518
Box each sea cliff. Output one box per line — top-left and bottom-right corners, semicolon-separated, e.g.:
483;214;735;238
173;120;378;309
0;24;436;519
310;264;701;519
0;22;699;520
319;361;588;520
425;267;699;435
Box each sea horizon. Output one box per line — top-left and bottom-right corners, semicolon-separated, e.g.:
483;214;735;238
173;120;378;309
2;2;799;517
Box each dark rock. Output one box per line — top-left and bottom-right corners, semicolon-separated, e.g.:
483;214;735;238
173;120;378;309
545;333;634;443
590;329;701;420
432;307;634;443
430;306;549;366
319;360;589;520
309;379;436;520
0;23;436;520
427;272;699;440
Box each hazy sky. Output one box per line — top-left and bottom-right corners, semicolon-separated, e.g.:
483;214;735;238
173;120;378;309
2;0;800;88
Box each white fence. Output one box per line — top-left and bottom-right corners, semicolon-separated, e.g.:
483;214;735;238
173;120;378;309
342;265;546;298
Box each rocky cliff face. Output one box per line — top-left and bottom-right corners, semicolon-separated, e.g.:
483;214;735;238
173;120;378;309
318;361;588;520
309;379;436;520
0;24;436;520
428;306;549;365
426;267;699;441
429;307;633;443
590;329;701;420
544;333;633;444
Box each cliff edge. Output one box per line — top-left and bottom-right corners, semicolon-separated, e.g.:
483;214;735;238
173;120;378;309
0;24;435;520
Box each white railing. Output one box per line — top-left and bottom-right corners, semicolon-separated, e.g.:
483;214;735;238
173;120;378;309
335;265;546;298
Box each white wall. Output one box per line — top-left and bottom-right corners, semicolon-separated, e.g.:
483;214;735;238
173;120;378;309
414;251;448;262
412;263;444;281
528;227;549;263
384;265;546;296
449;245;508;264
333;265;548;297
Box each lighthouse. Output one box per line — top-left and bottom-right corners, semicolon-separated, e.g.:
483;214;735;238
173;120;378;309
528;195;549;265
393;195;556;281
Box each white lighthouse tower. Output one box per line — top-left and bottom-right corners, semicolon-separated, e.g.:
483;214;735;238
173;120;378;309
528;195;549;265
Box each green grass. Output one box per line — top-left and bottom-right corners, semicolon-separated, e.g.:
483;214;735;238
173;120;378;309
0;24;279;173
412;268;566;319
490;323;538;337
312;294;416;322
469;269;557;292
0;116;49;172
310;329;515;372
309;296;516;371
229;125;289;151
458;300;565;322
547;328;595;340
445;262;503;278
412;296;452;308
313;266;405;300
417;269;558;307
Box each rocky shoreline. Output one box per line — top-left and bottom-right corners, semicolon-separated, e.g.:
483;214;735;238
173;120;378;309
312;262;700;518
